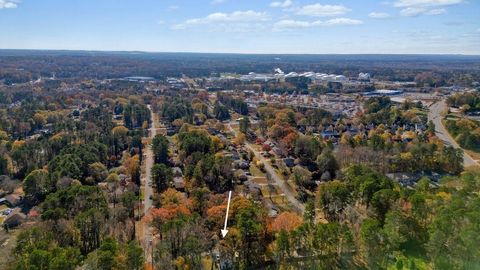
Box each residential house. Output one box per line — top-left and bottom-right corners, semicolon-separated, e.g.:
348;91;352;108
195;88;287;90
5;194;22;207
3;210;26;228
173;177;186;192
235;169;248;183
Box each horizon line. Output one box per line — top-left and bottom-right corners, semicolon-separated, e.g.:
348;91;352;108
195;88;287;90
1;48;479;57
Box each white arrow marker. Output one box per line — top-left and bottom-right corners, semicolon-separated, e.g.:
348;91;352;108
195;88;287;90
221;191;232;238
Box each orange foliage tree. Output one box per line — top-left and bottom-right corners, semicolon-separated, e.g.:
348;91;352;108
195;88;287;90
271;212;303;233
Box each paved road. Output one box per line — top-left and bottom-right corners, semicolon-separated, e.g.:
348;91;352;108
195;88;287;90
428;100;478;168
143;105;156;264
227;123;305;214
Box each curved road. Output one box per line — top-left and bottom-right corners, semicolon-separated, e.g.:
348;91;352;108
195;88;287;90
227;122;305;213
428;100;478;168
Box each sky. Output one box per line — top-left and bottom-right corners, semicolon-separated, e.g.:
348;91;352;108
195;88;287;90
0;0;479;54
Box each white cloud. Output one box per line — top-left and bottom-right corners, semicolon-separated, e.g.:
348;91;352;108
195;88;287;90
273;20;312;30
394;0;462;7
400;6;446;16
0;0;19;9
173;10;270;30
273;17;363;31
323;18;363;26
400;7;427;16
211;0;226;4
368;12;391;19
168;5;179;10
295;4;350;17
395;0;460;16
270;0;293;8
425;8;446;14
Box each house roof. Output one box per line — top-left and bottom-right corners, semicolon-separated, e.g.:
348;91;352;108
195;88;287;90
173;177;185;189
173;167;182;173
5;194;21;204
283;158;295;167
4;211;27;226
28;208;40;218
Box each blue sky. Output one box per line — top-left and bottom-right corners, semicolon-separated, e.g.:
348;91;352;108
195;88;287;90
0;0;479;54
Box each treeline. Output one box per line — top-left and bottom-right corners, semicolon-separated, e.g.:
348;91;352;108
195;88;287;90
363;97;423;125
1;51;480;85
445;118;480;152
447;91;480;113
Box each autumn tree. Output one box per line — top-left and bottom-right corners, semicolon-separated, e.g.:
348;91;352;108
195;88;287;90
271;212;302;233
148;189;207;268
124;155;140;186
112;125;129;157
